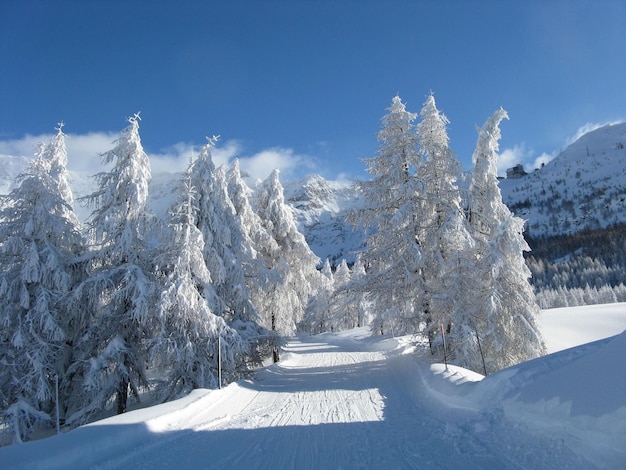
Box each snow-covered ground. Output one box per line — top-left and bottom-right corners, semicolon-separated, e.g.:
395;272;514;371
1;304;625;469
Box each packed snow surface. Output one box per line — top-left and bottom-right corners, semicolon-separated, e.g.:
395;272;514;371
1;304;625;469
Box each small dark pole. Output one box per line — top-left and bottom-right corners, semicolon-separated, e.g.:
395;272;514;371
218;335;222;389
475;329;487;375
440;324;448;370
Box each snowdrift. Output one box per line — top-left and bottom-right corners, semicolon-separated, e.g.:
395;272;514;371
423;330;626;468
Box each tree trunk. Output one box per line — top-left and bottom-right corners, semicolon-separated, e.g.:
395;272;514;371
116;379;128;414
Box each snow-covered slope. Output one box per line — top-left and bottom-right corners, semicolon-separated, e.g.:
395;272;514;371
283;174;366;265
1;303;624;468
500;122;626;238
0;155;31;195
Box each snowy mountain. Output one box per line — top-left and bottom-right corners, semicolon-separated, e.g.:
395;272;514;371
500;122;626;238
0;155;30;195
1;303;625;468
282;174;366;266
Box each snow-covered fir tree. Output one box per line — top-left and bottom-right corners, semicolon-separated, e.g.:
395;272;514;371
466;109;546;373
329;259;356;331
349;95;424;336
302;258;334;334
151;172;246;400
254;169;322;335
189;138;255;324
348;255;370;329
67;114;156;424
0;125;84;441
225;159;282;357
33;123;77;217
413;93;474;355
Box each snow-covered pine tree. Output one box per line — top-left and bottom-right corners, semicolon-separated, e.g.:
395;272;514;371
151;171;246;400
330;259;356;331
302;258;334;334
0;125;84;441
225;159;282;358
349;95;424;336
466;109;546;373
189;138;255;324
348;255;370;328
67;114;155;424
414;93;474;355
254;169;322;335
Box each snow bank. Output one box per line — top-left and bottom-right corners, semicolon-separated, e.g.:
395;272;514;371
422;312;626;467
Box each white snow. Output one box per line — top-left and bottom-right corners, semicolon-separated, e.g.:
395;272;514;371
1;303;625;469
540;302;626;353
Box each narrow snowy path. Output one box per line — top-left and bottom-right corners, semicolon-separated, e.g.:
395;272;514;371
1;330;590;469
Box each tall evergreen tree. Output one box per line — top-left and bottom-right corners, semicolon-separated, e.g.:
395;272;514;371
349;95;424;335
466;109;546;373
0;125;83;441
414;93;474;353
67;114;155;424
301;259;334;334
226;160;282;330
151;172;246;400
189;138;254;323
254;169;322;335
330;259;356;331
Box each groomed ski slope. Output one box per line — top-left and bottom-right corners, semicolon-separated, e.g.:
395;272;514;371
1;304;625;469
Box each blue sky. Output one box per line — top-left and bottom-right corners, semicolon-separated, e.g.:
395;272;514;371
1;0;625;181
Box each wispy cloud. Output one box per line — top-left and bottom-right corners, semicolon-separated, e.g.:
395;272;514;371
149;141;196;175
565;120;624;147
531;152;554;170
0;132;316;183
497;144;532;176
237;147;315;182
0;131;120;174
66;132;121;172
498;143;558;177
153;139;315;182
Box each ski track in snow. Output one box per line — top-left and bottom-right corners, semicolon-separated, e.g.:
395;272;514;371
1;330;598;470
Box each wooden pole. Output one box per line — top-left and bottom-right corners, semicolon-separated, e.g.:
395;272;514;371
218;335;222;389
440;324;448;370
55;375;60;434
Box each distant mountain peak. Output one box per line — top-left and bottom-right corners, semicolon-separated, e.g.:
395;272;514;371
501;121;626;238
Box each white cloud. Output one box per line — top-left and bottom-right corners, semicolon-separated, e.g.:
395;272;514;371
565;120;624;147
499;144;557;177
148;141;196;175
237;147;315;182
0;133;316;184
66;132;120;172
0;131;119;174
212;139;243;168
0;133;50;158
497;144;532;177
144;138;314;183
531;152;554;171
164;139;314;182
